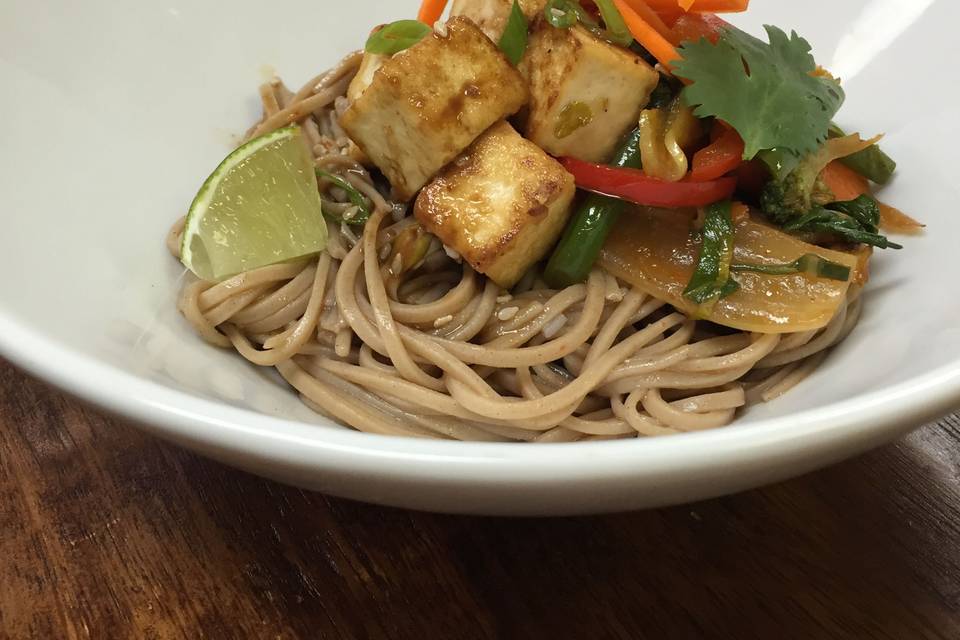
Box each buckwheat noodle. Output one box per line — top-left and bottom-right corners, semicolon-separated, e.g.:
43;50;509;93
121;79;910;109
166;53;863;442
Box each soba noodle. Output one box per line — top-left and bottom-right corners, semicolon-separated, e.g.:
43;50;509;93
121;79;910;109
166;53;863;442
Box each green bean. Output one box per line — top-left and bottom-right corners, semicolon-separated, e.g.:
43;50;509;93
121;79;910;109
829;124;897;185
543;128;642;288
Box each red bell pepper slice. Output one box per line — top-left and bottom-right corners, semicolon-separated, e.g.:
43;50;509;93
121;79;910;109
690;126;745;181
561;157;737;208
670;12;731;44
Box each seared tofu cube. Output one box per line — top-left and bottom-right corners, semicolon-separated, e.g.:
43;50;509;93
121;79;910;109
346;51;386;103
340;17;528;201
345;51;387;165
449;0;547;42
414;121;575;288
522;22;659;162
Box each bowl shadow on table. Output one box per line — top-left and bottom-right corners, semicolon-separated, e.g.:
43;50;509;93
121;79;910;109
180;425;960;639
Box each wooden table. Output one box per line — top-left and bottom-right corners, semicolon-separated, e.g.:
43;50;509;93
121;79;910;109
2;361;959;639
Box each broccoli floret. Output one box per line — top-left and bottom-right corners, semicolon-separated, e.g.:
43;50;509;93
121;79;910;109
760;166;833;224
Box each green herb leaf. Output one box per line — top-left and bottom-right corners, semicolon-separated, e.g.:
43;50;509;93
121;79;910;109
594;0;633;47
731;253;851;281
499;0;530;65
674;25;845;159
365;20;432;55
684;201;738;305
316;170;371;226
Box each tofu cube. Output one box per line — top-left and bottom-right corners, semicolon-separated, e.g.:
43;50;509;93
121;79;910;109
522;22;659;162
344;51;387;165
449;0;548;42
340;17;528;201
346;51;386;103
414;121;576;288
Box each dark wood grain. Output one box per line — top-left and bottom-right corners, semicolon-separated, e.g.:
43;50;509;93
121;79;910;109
2;360;959;640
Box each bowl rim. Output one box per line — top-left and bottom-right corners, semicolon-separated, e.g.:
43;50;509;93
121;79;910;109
2;304;958;479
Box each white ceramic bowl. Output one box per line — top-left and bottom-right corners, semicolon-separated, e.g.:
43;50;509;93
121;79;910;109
1;0;957;515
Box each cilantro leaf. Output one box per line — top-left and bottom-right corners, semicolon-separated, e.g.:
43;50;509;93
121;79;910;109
674;25;845;159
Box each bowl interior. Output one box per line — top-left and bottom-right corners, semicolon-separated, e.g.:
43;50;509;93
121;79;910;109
1;0;957;436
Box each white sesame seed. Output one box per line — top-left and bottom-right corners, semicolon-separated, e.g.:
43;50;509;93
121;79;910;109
605;288;625;303
551;8;566;18
497;306;520;321
433;315;454;328
390;253;403;274
342;205;359;221
378;242;392;261
542;314;568;339
434;21;448;37
496;294;513;304
443;245;461;262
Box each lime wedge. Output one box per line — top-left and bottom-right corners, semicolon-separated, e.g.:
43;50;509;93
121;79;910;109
180;125;327;281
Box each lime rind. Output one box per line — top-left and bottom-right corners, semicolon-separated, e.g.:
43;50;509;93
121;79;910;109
180;125;327;281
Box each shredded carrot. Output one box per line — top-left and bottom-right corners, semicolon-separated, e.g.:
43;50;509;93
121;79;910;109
879;202;925;234
417;0;449;25
644;0;749;13
613;0;682;69
621;0;676;41
820;161;869;202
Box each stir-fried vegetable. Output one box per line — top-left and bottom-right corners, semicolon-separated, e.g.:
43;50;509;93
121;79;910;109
544;129;643;288
499;0;530;65
365;20;432;55
545;0;634;46
879;202;924;234
637;96;702;182
594;0;635;46
759;134;879;219
675;25;845;159
316;170;372;225
828;124;897;185
561;157;737;207
620;0;676;40
730;254;851;281
781;195;903;250
690;125;744;181
670;12;728;43
819;161;868;202
612;0;682;68
683;201;738;306
643;0;749;13
417;0;449;25
600;207;860;333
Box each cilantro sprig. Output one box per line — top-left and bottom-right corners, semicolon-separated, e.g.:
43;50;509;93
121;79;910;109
674;25;845;160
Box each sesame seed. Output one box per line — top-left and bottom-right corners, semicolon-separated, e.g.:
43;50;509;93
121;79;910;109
434;21;448;37
433;315;454;328
497;306;519;321
444;246;461;262
496;294;513;304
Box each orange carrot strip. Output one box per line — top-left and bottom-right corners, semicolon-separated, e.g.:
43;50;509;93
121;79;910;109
417;0;449;25
621;0;676;41
644;0;749;13
879;202;925;234
820;161;869;202
613;0;682;68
